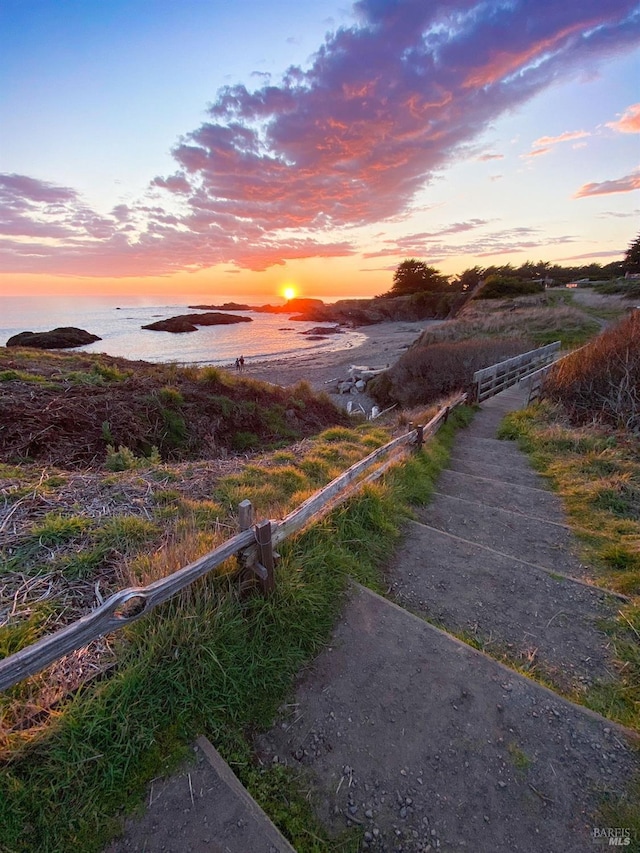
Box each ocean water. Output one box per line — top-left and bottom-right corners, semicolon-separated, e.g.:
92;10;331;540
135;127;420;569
0;296;367;367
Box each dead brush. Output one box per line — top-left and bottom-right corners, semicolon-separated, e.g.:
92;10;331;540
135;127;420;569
369;337;532;408
395;393;463;431
542;311;640;433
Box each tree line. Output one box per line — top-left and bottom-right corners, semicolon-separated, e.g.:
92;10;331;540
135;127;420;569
382;232;640;299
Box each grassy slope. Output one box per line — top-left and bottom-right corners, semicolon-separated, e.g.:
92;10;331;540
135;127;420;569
499;402;640;842
0;373;472;852
0;348;347;466
499;404;640;723
368;290;605;408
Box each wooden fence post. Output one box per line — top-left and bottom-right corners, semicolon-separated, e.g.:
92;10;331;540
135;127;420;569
255;520;275;595
236;500;258;580
238;499;254;532
415;425;424;450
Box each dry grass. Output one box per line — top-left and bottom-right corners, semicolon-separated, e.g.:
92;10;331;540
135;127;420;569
369;337;532;408
542;311;640;433
366;292;603;409
0;348;348;467
414;295;597;347
0;426;391;740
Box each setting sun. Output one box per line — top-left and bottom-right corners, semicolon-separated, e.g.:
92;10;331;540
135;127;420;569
282;285;297;301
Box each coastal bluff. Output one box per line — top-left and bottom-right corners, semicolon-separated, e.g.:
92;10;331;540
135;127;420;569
188;293;459;326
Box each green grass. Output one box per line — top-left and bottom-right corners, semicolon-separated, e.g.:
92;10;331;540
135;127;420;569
528;318;600;348
95;516;161;552
498;400;640;838
497;403;640;597
0;411;469;852
29;512;90;546
0;369;50;384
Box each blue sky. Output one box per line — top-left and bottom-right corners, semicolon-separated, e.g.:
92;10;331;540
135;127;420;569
1;0;639;300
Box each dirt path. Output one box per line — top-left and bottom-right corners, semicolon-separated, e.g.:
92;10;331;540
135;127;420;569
259;585;638;852
389;385;624;696
259;384;639;852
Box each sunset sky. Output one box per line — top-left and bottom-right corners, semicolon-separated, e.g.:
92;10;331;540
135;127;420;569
1;0;639;303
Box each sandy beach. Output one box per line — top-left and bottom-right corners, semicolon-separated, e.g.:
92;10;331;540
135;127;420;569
245;319;438;412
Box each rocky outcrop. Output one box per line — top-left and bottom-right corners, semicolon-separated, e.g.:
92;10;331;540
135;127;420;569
185;295;455;325
188;302;251;311
289;293;455;325
143;312;253;333
6;327;102;349
334;364;388;395
299;326;343;336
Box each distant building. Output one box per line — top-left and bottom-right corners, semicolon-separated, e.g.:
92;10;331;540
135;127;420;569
566;278;590;288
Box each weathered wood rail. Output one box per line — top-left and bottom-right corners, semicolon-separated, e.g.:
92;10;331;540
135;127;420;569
472;341;560;402
0;394;466;691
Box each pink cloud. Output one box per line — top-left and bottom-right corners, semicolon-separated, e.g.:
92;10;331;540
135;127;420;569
523;129;590;159
2;0;639;276
0;173;118;241
606;103;640;134
522;146;553;159
574;170;640;198
532;130;590;148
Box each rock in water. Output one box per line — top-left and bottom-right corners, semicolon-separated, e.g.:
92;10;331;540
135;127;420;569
142;312;253;333
6;327;102;349
141;318;198;333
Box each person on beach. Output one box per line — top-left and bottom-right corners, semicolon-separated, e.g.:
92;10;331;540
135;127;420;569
235;358;240;371
239;355;245;372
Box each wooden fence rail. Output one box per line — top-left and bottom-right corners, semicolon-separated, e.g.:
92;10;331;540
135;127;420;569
472;341;560;402
0;393;467;692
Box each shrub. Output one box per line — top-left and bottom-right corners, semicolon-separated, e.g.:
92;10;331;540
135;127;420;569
105;444;161;471
368;338;531;408
542;311;640;432
594;280;640;299
477;276;545;299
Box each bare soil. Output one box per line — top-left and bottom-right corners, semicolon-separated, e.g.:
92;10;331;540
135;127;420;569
259;584;638;853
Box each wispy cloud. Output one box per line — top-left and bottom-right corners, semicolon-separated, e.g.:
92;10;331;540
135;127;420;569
599;208;640;218
523;129;590;158
532;130;591;148
574;169;640;198
559;250;626;260
362;219;491;257
362;224;576;261
606;103;640;134
2;0;639;276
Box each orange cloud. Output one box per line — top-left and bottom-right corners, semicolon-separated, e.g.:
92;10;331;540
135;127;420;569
574;170;640;198
606;103;640;134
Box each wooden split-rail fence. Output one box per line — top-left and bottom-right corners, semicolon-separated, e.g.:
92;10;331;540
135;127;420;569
0;340;562;692
0;395;465;691
472;341;560;402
